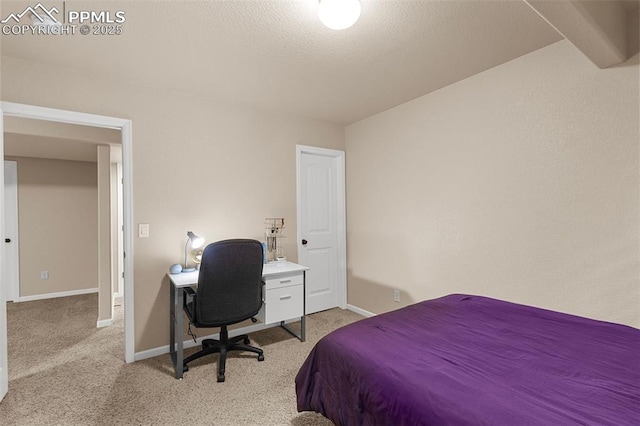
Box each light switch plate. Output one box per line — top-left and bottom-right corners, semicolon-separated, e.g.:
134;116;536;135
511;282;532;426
138;223;150;238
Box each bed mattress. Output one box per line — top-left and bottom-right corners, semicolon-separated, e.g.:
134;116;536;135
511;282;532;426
295;294;640;425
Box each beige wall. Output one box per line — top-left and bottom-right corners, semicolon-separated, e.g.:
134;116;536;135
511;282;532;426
5;156;98;298
5;35;636;355
1;56;345;352
346;40;639;328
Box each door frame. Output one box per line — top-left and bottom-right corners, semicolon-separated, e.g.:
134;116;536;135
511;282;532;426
116;161;124;299
296;145;347;310
0;109;7;400
0;102;135;365
3;161;19;302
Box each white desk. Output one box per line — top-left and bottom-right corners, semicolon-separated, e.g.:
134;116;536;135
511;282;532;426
168;261;309;379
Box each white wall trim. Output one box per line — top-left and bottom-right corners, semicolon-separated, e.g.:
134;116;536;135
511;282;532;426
0;108;8;401
0;102;127;129
1;101;135;364
347;304;376;318
134;322;276;361
18;288;98;303
296;145;347;310
97;318;114;328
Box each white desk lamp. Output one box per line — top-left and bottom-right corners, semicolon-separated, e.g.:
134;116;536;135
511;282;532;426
183;231;204;272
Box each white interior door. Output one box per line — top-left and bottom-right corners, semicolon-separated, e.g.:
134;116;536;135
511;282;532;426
3;161;19;302
0;111;8;401
297;146;346;314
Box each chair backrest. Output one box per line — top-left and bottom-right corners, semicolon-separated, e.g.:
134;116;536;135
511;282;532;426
194;239;264;327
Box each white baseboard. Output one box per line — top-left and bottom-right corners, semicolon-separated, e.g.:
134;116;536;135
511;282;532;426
134;321;277;362
97;318;114;328
134;308;374;362
347;304;376;318
18;288;98;303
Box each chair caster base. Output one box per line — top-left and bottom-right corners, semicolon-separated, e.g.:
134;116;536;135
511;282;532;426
258;354;265;361
217;374;225;382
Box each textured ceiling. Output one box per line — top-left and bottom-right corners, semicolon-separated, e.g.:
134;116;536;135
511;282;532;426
0;0;565;124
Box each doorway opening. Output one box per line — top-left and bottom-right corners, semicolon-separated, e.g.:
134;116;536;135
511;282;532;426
0;102;134;401
3;119;122;312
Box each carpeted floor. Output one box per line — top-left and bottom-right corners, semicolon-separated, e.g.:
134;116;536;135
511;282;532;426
0;294;363;425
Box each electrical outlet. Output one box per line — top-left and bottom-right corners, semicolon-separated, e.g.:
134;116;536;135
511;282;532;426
41;270;49;280
393;289;400;303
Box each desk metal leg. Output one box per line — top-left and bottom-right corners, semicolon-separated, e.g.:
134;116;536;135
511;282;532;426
170;284;176;372
176;288;184;379
170;285;184;379
280;320;305;342
279;271;306;342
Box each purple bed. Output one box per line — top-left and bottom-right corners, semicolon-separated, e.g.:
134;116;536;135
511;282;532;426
296;294;640;425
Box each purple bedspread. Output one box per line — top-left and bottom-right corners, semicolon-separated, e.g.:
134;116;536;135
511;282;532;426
296;294;640;425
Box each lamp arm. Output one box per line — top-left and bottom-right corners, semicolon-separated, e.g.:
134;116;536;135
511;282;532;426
184;239;190;269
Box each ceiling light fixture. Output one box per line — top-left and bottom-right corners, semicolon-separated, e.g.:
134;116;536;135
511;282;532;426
318;0;361;30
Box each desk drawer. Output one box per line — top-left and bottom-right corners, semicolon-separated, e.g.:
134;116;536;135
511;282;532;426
264;272;304;290
257;284;303;324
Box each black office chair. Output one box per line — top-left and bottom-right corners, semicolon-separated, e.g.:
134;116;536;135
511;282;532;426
182;239;265;382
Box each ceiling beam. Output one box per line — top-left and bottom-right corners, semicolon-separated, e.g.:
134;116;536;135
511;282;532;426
4;115;121;144
524;0;629;68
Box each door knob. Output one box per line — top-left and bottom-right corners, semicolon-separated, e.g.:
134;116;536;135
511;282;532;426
4;238;10;243
301;239;308;246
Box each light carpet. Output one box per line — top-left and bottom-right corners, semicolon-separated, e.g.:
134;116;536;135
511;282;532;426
0;294;363;425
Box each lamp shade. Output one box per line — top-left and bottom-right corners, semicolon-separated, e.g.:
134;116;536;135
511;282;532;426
183;231;204;272
318;0;361;30
187;231;205;249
